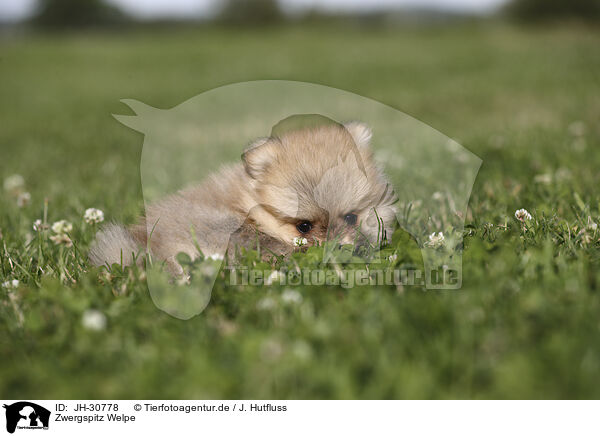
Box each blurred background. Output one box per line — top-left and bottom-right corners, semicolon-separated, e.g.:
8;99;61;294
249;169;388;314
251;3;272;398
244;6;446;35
1;0;597;223
1;0;599;28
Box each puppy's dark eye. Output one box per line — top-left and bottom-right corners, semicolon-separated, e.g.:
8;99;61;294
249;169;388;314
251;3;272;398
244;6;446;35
296;221;312;234
344;213;358;226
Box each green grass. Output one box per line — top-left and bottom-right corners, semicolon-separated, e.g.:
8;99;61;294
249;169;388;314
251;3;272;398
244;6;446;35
1;22;600;399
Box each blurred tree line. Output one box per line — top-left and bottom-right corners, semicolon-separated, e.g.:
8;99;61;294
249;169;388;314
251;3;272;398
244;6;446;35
506;0;600;22
218;0;283;25
32;0;128;28
29;0;600;29
30;0;284;28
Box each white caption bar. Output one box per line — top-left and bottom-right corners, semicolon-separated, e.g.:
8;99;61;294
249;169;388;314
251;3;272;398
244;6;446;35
1;400;598;435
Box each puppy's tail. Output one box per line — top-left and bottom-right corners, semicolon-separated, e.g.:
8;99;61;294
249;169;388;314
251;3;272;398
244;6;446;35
89;223;141;268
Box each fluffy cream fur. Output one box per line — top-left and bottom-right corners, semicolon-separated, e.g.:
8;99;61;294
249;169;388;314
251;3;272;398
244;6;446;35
89;122;397;274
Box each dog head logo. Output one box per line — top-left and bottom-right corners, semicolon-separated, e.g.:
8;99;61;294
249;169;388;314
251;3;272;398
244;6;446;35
3;402;50;434
112;80;481;319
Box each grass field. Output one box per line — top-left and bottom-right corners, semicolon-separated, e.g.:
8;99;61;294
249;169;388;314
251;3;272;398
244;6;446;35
1;22;600;399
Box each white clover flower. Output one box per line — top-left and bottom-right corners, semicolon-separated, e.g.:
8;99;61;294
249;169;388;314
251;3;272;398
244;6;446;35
578;218;599;246
281;289;302;305
199;263;216;277
16;192;31;208
432;191;444;201
207;253;224;261
411;200;423;209
514;208;532;222
568;120;586;137
293;237;308;247
534;174;552;184
3;174;25;193
426;232;445;248
580;231;593;246
257;297;277;311
1;280;19;289
50;233;72;247
33;219;42;231
81;309;107;331
51;220;73;235
555;168;572;181
33;219;48;232
83;208;104;224
260;338;283;362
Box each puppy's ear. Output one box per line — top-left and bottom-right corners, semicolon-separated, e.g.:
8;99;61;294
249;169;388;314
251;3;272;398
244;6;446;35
242;137;279;179
344;121;372;149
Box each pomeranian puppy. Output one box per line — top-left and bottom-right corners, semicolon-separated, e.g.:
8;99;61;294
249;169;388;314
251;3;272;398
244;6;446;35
89;121;397;275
